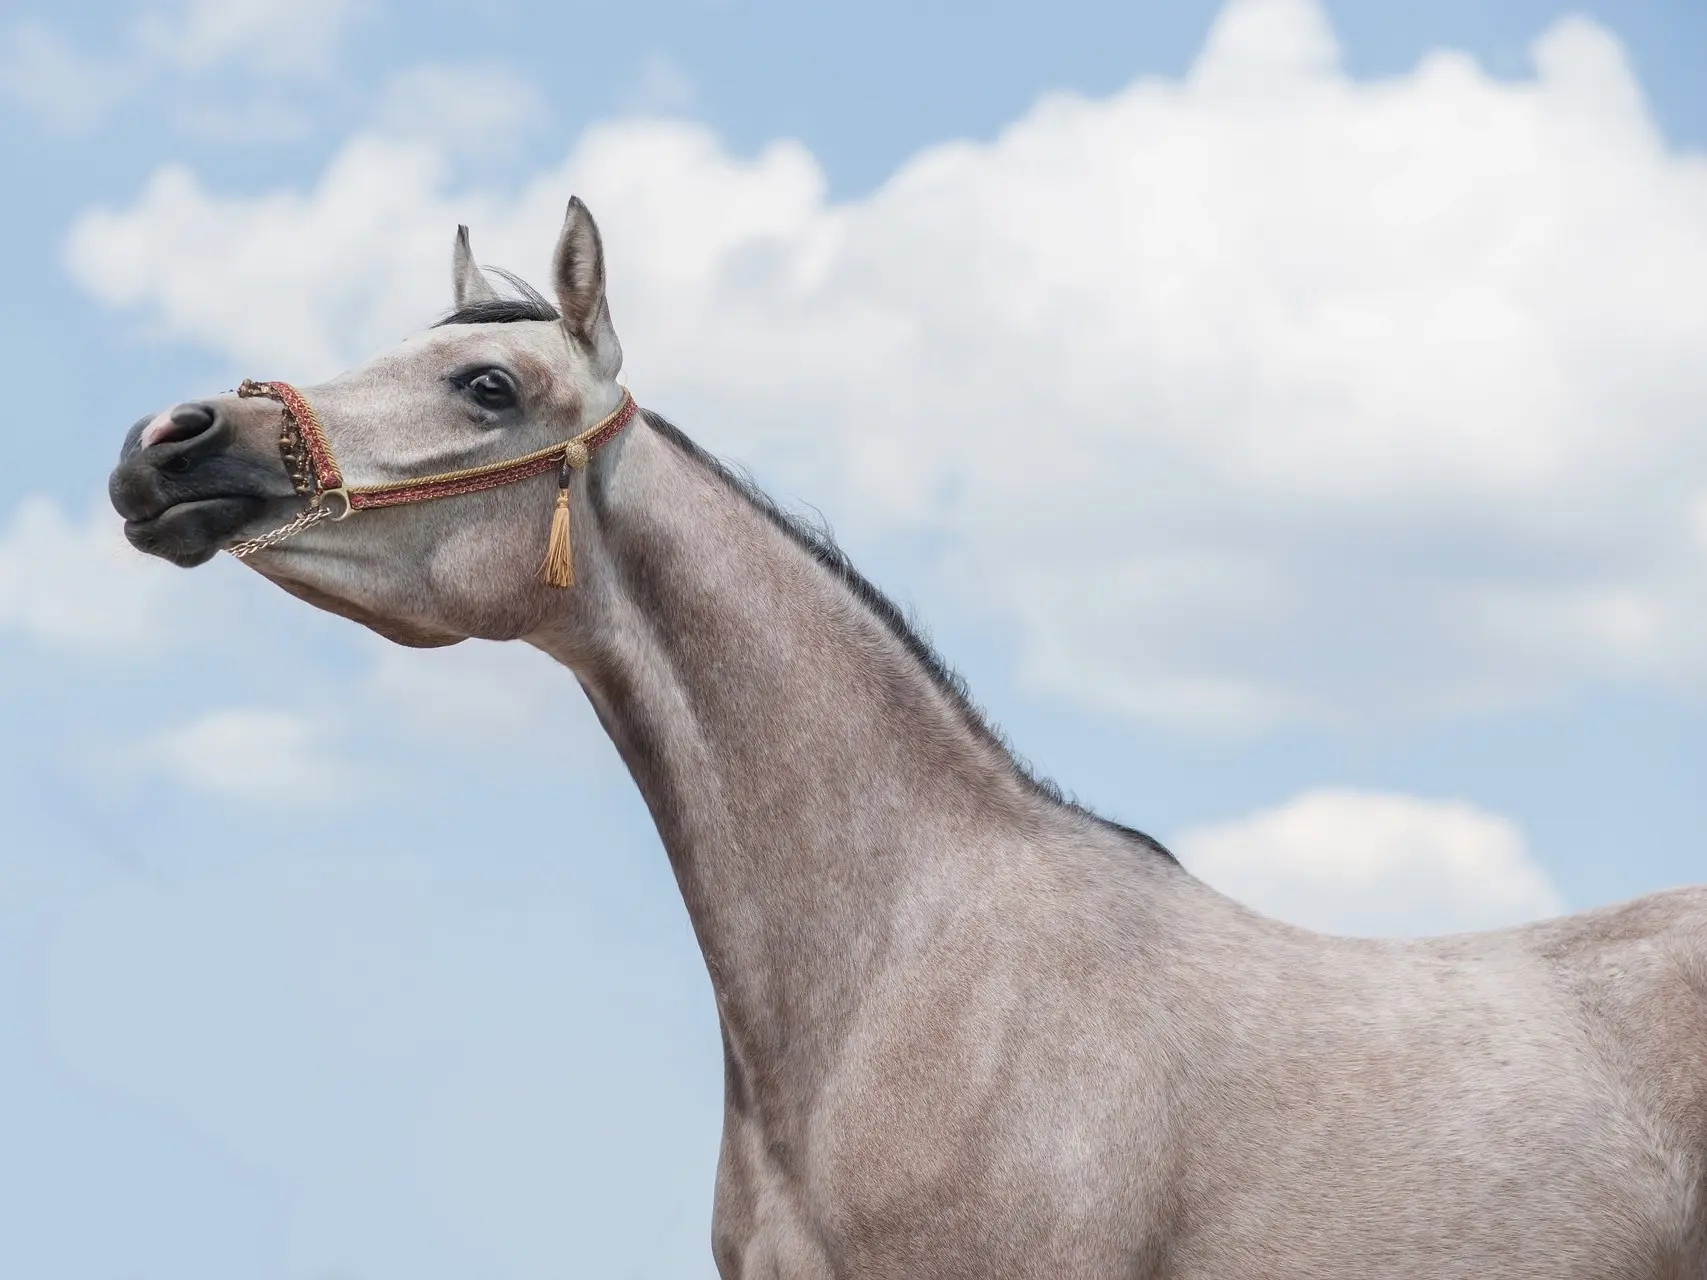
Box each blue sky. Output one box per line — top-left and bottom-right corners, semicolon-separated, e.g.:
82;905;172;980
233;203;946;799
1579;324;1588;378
2;0;1705;1275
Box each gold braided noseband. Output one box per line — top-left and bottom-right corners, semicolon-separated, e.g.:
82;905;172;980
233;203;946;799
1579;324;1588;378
227;380;639;587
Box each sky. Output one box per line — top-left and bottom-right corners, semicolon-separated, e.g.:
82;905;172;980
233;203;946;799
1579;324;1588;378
1;0;1704;1275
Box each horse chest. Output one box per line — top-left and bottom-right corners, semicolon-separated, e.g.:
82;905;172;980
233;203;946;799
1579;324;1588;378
710;1049;1174;1278
711;1120;1160;1280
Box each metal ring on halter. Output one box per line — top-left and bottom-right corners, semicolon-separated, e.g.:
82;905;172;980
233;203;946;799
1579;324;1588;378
314;487;355;520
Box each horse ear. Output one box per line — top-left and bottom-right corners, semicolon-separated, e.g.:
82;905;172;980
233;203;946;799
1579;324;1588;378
452;225;498;308
551;197;622;377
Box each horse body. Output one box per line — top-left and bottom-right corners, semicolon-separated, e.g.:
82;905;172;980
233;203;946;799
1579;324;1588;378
537;410;1706;1278
107;199;1706;1276
710;832;1706;1277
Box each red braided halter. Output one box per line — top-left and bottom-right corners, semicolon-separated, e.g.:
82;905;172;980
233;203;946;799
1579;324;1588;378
227;379;639;584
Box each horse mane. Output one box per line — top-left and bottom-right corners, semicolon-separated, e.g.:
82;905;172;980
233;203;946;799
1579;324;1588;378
641;411;1175;864
438;272;1174;863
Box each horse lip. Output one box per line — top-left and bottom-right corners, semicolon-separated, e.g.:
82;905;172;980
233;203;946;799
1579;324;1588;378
109;448;298;522
125;495;233;526
123;495;272;567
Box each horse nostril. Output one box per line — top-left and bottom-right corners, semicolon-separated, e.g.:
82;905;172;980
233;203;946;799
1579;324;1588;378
146;402;219;449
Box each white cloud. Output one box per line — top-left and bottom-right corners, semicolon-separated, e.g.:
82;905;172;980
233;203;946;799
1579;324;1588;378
0;22;136;132
70;143;455;374
134;0;361;74
1173;788;1565;935
0;492;611;807
2;0;363;133
65;0;1707;731
625;52;697;115
170;97;316;144
144;707;348;804
122;638;612;807
0;496;182;653
374;63;545;159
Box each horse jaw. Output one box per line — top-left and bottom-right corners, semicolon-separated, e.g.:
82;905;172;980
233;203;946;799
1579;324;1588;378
262;570;467;648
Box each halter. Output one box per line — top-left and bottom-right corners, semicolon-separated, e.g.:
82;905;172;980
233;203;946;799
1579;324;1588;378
227;379;640;587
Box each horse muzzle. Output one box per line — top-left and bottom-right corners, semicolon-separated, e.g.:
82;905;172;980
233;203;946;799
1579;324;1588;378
109;399;299;567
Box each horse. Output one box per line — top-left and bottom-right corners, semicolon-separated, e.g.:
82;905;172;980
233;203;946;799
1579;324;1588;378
108;198;1707;1278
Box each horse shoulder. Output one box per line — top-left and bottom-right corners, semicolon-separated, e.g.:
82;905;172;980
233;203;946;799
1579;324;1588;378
805;840;1183;1276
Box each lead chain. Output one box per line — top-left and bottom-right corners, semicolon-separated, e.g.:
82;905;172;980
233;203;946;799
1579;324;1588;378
226;504;334;560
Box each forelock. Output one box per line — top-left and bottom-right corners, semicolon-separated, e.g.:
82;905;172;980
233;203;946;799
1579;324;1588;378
436;269;560;328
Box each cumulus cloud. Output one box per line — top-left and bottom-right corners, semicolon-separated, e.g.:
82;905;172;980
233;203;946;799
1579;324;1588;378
0;490;612;804
65;0;1707;731
143;707;349;804
123;637;613;807
0;22;137;132
375;63;546;159
1173;788;1565;935
133;0;361;74
0;489;606;801
624;52;697;115
2;0;364;134
0;496;183;654
71;142;458;374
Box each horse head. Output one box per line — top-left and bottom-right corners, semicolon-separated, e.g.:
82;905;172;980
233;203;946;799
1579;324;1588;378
108;199;625;649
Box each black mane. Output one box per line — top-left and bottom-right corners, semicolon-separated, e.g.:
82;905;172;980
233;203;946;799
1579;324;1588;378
641;410;1176;864
436;272;560;328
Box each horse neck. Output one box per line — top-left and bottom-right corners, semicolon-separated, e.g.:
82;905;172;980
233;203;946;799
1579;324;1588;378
530;415;1049;1102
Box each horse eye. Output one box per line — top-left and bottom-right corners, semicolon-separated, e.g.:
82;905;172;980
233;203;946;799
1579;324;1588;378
465;369;517;410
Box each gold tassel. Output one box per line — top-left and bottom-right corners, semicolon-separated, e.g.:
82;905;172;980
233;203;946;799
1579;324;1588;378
539;484;574;587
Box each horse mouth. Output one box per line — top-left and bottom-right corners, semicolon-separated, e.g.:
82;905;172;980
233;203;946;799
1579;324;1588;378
122;496;272;567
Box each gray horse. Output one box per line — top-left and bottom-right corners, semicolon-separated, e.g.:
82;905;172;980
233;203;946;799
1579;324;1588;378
109;199;1706;1278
